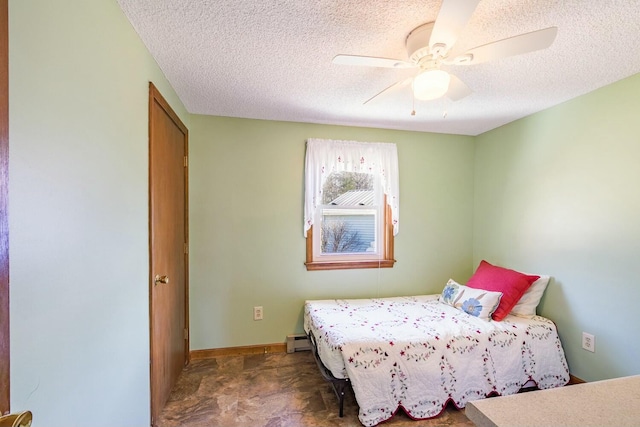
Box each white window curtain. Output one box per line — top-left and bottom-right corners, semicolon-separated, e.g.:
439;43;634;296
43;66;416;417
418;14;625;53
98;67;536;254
304;138;399;237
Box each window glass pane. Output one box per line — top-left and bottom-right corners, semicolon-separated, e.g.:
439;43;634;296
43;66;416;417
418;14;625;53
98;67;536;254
320;172;376;254
322;172;373;204
321;209;376;254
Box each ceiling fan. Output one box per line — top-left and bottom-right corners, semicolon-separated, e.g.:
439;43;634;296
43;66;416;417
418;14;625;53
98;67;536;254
333;0;558;104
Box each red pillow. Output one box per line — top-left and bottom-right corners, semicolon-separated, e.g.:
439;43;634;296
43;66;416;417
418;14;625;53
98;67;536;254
466;260;540;321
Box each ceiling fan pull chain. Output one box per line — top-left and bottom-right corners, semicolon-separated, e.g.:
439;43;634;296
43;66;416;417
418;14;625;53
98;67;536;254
411;93;416;116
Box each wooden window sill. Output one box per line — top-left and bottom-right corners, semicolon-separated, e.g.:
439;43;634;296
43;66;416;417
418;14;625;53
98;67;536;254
305;259;395;271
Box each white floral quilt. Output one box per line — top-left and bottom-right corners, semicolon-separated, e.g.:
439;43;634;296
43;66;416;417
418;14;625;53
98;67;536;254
304;295;569;426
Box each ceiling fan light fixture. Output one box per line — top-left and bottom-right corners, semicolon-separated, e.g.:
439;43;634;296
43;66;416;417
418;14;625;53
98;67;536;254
412;69;450;100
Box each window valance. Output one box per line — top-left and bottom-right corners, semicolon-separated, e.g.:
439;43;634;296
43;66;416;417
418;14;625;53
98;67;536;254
304;138;399;237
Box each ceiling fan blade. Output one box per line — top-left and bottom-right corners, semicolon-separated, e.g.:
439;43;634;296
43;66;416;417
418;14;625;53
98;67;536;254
452;27;558;65
333;54;415;69
363;77;413;105
429;0;481;53
446;74;472;101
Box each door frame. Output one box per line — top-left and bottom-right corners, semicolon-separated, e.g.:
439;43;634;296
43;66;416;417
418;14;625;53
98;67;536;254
1;0;10;415
148;82;190;425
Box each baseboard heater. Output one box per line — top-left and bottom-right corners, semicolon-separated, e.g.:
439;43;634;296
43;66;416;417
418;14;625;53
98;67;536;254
286;334;311;353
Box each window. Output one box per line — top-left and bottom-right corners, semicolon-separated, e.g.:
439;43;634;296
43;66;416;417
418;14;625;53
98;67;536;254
304;139;399;271
317;171;378;259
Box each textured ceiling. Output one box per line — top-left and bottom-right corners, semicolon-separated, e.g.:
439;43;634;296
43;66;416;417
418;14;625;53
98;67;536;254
117;0;640;136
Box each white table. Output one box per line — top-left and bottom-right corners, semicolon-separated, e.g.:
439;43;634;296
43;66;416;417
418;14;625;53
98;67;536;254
465;375;640;427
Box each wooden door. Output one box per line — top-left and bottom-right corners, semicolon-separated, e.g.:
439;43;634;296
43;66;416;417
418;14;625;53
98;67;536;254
148;83;189;426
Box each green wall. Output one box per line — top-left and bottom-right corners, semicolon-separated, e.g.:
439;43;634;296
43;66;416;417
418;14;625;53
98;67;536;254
474;73;640;381
189;116;475;349
9;0;188;425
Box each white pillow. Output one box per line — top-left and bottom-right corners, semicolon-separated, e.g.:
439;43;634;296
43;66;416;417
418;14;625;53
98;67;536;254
510;275;550;318
440;279;503;321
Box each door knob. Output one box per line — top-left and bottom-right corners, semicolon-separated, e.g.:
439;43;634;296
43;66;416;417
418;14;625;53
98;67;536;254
154;275;170;285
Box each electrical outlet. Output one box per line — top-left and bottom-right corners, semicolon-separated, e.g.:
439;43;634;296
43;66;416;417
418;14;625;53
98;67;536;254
253;306;263;321
582;332;595;352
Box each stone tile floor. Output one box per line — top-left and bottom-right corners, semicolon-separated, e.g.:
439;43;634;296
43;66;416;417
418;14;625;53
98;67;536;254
156;351;475;427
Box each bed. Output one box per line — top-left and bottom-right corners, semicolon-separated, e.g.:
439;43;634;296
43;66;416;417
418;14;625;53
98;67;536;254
304;276;570;427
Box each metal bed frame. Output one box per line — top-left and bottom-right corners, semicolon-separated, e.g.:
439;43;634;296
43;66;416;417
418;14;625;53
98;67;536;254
307;330;351;417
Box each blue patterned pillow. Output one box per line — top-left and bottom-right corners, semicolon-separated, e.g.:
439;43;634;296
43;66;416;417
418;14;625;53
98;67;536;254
440;279;503;321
